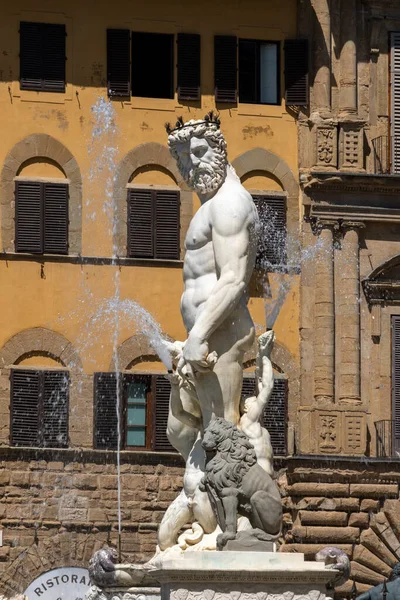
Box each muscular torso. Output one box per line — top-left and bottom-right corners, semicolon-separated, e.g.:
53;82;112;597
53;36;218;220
181;179;258;333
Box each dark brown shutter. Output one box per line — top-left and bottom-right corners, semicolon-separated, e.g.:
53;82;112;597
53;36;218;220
284;39;308;106
42;371;69;448
20;22;65;92
153;375;175;451
107;29;131;96
253;194;287;268
177;33;201;101
44;182;69;254
155;190;180;259
42;23;66;92
15;181;43;253
20;22;43;91
127;188;154;258
94;372;119;450
11;369;40;447
263;378;288;456
214;35;237;103
391;316;400;454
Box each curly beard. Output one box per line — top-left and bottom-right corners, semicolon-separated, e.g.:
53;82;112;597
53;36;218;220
178;151;227;195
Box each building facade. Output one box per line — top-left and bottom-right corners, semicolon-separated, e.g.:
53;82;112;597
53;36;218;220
283;0;400;595
0;0;302;595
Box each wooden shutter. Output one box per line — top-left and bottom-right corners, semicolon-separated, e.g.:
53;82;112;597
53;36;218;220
94;373;119;450
391;316;400;454
239;39;257;104
107;29;131;97
214;35;237;103
20;22;65;92
153;375;174;451
42;371;69;448
127;188;154;258
284;39;308;106
253;194;287;268
177;33;201;101
155;190;180;259
11;370;40;447
20;22;43;91
241;376;256;398
44;182;69;254
391;33;400;174
15;181;43;253
42;23;66;92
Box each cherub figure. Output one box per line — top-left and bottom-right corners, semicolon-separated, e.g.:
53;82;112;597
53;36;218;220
239;330;275;476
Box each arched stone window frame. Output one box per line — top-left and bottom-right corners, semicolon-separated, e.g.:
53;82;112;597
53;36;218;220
1;134;83;254
0;327;88;448
231;147;299;269
113;142;192;260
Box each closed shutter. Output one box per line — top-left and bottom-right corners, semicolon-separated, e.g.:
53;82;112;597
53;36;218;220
391;316;400;454
44;182;69;254
284;39;309;106
214;35;237;103
177;33;201;101
155;190;180;259
127;188;154;258
107;29;131;97
42;23;66;92
253;194;287;268
391;33;400;174
11;370;40;447
242;374;288;456
15;181;43;253
153;375;174;451
20;22;65;92
42;371;69;448
263;378;288;456
20;22;43;91
94;372;119;450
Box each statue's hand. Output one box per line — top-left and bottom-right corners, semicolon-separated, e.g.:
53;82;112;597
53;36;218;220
258;330;275;358
181;335;210;372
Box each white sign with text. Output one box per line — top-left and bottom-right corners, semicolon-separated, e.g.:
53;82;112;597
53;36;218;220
24;567;90;600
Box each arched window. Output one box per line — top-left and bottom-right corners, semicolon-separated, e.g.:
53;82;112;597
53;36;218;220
15;158;69;255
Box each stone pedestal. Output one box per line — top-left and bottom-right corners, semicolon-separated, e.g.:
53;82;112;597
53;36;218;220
151;552;339;600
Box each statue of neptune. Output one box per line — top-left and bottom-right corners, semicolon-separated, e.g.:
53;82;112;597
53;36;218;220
167;114;259;428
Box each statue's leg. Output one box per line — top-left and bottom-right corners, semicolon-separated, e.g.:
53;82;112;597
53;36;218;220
192;309;254;427
216;495;238;549
167;387;199;460
192;487;217;534
157;489;192;551
249;490;282;535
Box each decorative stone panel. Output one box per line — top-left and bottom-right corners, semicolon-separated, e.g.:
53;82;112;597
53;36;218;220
339;124;364;171
344;413;366;454
318;412;340;453
316;125;338;169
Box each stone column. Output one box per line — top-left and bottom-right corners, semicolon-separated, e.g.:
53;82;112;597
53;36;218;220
339;0;357;114
314;222;336;404
311;0;331;112
337;222;364;403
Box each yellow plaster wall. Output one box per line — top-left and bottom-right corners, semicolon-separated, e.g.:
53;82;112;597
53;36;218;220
0;0;299;375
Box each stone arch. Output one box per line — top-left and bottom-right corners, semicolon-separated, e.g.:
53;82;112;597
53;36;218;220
1;134;83;254
0;327;82;371
231;148;300;261
0;530;105;596
110;332;173;371
113;142;192;258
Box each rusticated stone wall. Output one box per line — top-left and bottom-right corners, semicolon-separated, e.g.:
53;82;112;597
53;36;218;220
0;449;184;596
280;458;400;597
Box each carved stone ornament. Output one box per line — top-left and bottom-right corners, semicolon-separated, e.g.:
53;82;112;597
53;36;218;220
339;124;363;170
319;414;338;452
316;127;337;168
86;587;149;600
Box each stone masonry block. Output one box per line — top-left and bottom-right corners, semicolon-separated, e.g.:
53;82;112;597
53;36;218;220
361;499;380;512
292;525;360;543
350;484;398;498
299;510;348;526
348;512;370;528
287;483;349;497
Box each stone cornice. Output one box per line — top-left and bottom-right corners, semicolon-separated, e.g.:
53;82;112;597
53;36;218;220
303;171;400;196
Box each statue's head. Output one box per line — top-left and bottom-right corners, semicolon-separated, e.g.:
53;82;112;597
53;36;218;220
166;113;228;194
239;395;256;415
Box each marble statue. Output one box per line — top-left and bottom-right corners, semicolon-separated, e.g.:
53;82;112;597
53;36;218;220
166;112;259;428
